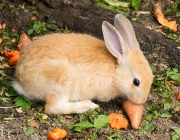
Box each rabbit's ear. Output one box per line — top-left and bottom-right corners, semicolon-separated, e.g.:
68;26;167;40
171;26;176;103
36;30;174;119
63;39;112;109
114;14;138;50
102;21;127;58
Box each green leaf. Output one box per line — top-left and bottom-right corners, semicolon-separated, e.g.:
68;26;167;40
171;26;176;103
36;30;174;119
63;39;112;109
166;68;180;82
146;103;160;112
74;127;84;132
3;117;15;121
58;118;66;124
94;115;109;129
69;121;93;132
5;41;13;46
47;23;58;31
0;97;10;102
0;87;4;96
152;110;159;119
172;127;180;136
32;9;40;16
90;132;97;139
103;0;130;8
39;119;50;126
126;136;133;140
27;29;34;35
160;112;172;118
165;97;174;104
1;80;11;87
165;34;180;43
10;33;19;37
171;132;180;140
107;131;123;140
139;123;156;132
158;92;170;98
163;102;174;110
151;66;157;73
168;74;180;82
23;126;34;136
165;7;172;13
2;35;10;40
14;96;31;111
71;121;93;128
176;12;180;18
177;111;180;117
131;0;141;10
144;114;153;121
85;109;99;123
95;1;105;7
33;23;40;34
0;3;5;8
156;77;166;81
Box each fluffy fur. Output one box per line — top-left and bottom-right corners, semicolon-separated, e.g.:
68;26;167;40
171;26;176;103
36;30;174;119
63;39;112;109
12;14;153;114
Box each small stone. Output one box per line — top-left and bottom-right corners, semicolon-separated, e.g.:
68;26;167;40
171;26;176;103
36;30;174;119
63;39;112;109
42;114;48;120
65;115;72;119
2;23;6;29
16;107;23;113
11;38;16;42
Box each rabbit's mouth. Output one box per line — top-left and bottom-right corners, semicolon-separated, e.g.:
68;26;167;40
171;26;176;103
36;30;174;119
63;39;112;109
128;95;147;104
120;92;147;104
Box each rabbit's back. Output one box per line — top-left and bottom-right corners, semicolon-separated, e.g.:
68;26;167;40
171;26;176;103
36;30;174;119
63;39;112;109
19;33;116;64
15;33;118;101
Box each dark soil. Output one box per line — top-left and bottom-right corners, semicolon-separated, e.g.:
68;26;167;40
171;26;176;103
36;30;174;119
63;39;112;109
0;0;180;140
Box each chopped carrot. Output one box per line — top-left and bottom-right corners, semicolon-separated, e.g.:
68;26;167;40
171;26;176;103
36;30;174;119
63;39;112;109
154;3;178;32
31;16;36;21
3;50;20;66
48;128;68;140
0;38;2;44
3;33;31;66
122;100;144;129
108;113;128;130
177;91;180;101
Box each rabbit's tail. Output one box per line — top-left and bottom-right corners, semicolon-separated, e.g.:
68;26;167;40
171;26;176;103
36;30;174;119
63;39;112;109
12;81;26;97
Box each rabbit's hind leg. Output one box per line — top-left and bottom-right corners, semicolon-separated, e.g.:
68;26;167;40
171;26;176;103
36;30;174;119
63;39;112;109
45;94;99;114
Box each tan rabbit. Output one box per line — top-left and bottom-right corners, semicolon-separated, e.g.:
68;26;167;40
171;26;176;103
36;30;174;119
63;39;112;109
12;14;153;114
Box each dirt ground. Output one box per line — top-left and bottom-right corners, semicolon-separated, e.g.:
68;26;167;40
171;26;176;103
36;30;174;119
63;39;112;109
0;0;180;140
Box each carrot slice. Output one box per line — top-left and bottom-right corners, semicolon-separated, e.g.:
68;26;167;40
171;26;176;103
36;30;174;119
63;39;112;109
108;113;128;130
177;91;180;101
3;50;20;66
0;38;2;44
48;128;68;140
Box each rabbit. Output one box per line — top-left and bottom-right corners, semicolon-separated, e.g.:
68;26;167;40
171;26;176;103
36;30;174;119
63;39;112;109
12;14;153;114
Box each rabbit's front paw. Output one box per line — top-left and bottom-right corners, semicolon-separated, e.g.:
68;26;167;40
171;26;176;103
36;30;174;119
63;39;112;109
74;100;99;113
45;97;99;114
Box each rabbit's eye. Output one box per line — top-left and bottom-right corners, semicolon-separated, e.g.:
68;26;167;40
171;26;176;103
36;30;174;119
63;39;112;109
133;78;140;86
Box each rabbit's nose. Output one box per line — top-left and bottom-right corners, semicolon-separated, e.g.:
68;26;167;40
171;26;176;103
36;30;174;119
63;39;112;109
129;94;147;104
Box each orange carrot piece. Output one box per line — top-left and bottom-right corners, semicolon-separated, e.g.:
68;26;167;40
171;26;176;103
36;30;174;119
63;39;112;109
122;100;144;129
0;38;2;44
48;128;68;140
3;50;14;58
3;50;20;66
108;113;128;130
177;91;180;101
